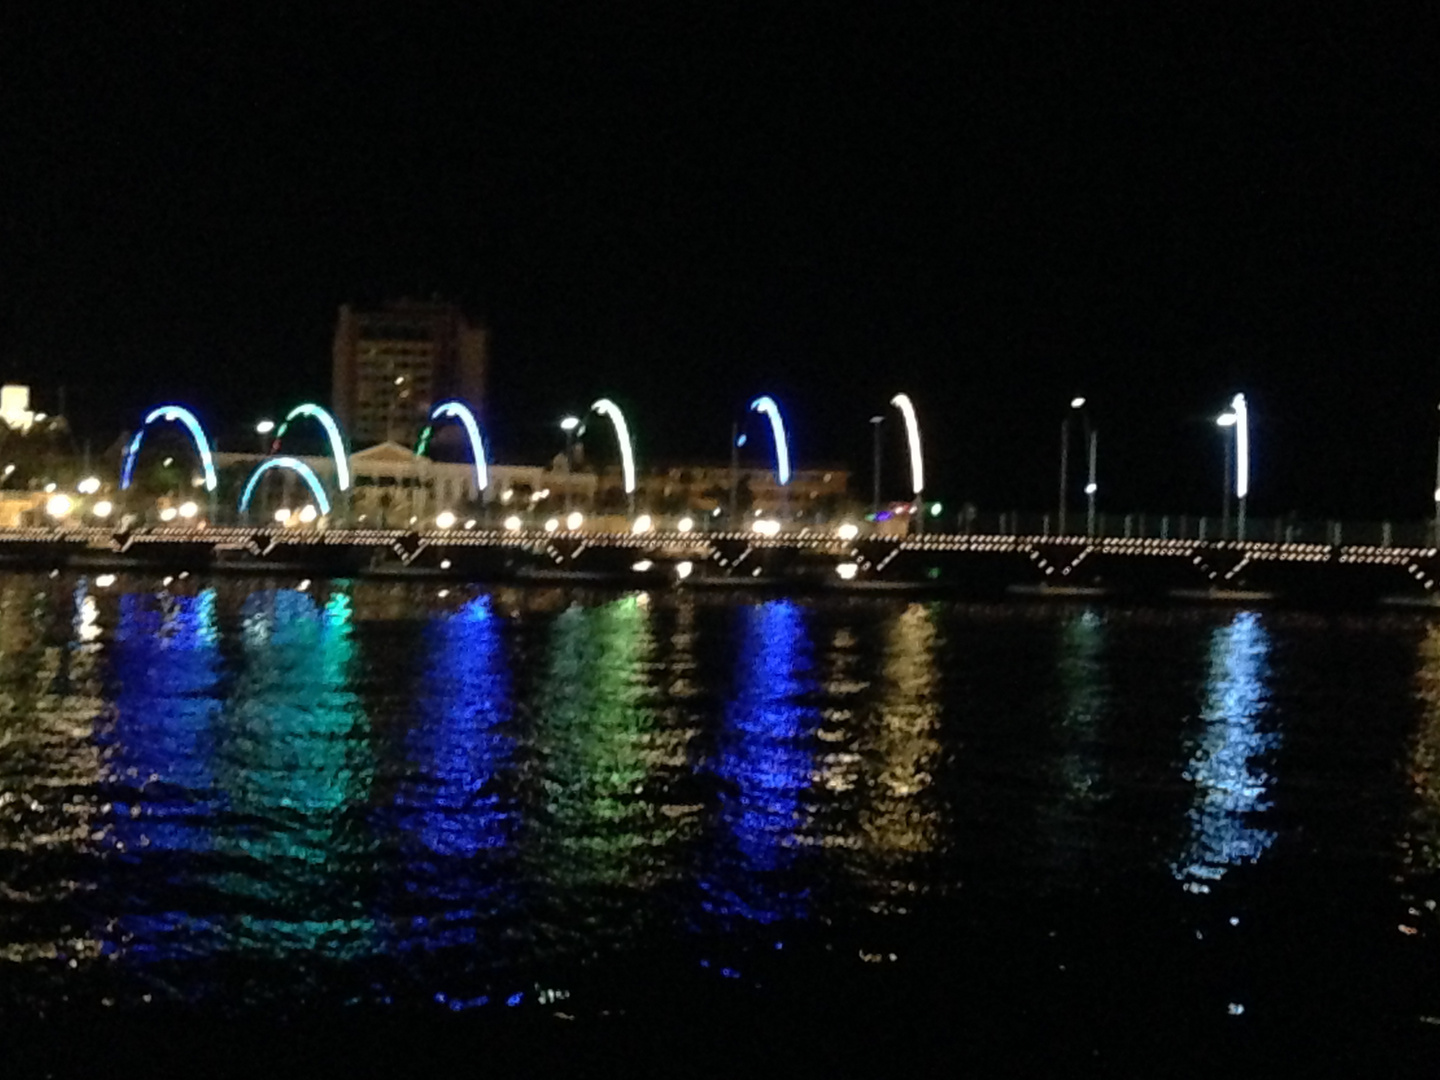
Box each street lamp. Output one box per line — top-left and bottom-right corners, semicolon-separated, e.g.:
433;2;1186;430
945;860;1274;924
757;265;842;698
1059;397;1098;536
1216;393;1249;540
1432;403;1440;548
256;419;275;455
560;415;582;513
869;415;884;516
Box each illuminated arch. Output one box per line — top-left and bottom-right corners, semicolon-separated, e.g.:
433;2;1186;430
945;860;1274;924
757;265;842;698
749;395;792;486
890;392;925;495
120;405;219;492
238;457;333;516
416;399;489;492
274;403;350;490
590;398;636;494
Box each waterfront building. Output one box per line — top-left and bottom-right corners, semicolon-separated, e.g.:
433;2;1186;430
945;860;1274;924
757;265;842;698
331;299;488;448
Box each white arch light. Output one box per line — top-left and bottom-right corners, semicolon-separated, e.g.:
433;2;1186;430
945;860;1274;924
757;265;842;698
276;403;350;491
890;392;925;496
120;405;219;492
749;395;792;486
425;399;490;492
591;398;636;494
239;457;333;516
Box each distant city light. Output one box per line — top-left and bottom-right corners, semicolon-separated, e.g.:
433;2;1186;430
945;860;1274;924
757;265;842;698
503;515;523;531
631;514;653;534
752;518;782;536
178;501;198;519
255;419;275;434
560;416;581;432
632;559;654;572
274;507;292;524
1085;482;1098;495
95;574;116;588
544;517;559;533
435;510;457;529
836;562;859;580
675;560;694;580
43;482;56;493
836;522;860;540
46;493;72;518
159;506;178;522
298;504;318;524
677;516;695;533
77;476;101;495
92;500;113;518
565;511;584;530
1071;396;1087;409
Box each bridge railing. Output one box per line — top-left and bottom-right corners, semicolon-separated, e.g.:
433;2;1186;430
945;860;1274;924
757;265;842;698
962;511;1438;548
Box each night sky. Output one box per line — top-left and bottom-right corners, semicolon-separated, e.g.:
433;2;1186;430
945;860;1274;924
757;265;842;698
1;6;1436;518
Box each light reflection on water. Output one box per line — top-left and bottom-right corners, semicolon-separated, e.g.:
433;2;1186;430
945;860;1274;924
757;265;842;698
0;575;1438;1031
1173;611;1277;887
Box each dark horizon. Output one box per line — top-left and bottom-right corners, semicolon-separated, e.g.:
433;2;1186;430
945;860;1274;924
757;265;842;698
1;6;1436;519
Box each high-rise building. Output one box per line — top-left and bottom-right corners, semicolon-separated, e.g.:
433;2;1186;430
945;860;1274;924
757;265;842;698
331;299;488;447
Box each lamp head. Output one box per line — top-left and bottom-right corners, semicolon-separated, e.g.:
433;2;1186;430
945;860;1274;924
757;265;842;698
1070;396;1086;409
560;416;581;432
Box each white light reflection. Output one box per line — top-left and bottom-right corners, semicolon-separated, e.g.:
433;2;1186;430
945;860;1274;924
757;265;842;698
1173;611;1277;888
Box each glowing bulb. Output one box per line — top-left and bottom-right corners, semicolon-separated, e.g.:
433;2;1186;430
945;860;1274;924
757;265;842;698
274;507;291;524
95;574;116;588
255;419;275;434
503;515;523;531
1071;396;1086;409
752;518;781;536
435;510;457;529
631;514;653;534
298;504;318;524
158;506;177;522
1216;412;1238;427
836;522;860;541
44;482;56;493
836;562;859;580
178;501;198;519
77;476;101;495
632;559;654;572
46;493;72;518
560;416;581;432
92;500;113;518
675;560;693;580
1085;482;1097;495
544;517;559;533
677;516;694;533
565;511;584;530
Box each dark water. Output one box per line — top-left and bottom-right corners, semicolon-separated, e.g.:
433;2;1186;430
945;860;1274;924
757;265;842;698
3;573;1440;1072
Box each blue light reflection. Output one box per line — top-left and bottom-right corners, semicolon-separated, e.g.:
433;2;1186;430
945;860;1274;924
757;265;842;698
1174;611;1278;886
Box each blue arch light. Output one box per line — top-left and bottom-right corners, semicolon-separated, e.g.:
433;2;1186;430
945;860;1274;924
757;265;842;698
749;395;792;486
238;457;333;516
120;406;219;492
275;404;350;491
419;400;489;492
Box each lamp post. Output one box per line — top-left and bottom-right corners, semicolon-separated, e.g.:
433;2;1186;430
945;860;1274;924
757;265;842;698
1433;404;1440;549
1216;393;1248;541
869;414;884;516
1058;397;1092;536
255;419;274;455
560;415;581;513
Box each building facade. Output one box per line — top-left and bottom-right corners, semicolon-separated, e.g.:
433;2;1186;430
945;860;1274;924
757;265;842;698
331;299;488;448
